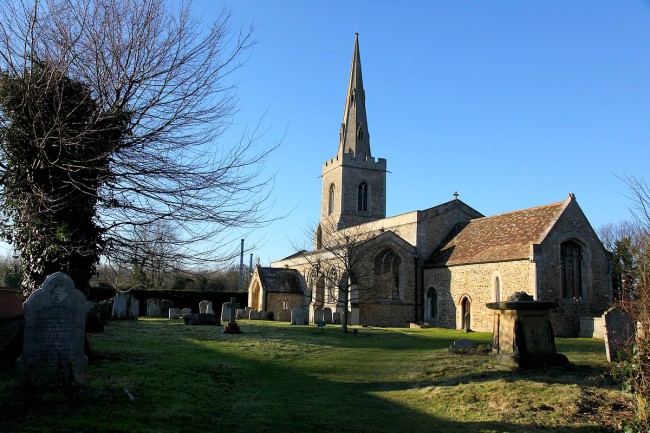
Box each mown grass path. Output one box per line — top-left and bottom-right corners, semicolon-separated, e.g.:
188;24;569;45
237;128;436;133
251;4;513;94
0;319;630;432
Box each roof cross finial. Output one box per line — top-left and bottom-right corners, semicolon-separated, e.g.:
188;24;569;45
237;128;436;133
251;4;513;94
453;191;459;200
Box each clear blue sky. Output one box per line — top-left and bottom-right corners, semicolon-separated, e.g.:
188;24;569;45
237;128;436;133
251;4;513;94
4;1;649;269
201;0;650;266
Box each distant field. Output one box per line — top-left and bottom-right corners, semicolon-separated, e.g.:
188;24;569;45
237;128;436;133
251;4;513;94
0;319;631;432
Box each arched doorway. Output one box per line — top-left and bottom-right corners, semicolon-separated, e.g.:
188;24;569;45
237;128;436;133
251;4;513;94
426;287;438;325
461;296;471;331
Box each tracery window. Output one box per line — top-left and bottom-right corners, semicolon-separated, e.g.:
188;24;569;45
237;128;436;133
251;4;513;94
375;249;401;299
561;240;584;299
358;182;368;212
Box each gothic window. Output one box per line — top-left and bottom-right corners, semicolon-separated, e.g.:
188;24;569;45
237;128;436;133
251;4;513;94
494;276;501;302
327;267;338;304
358;182;368;212
283;298;289;310
561;240;584;299
328;184;335;215
357;125;364;141
375;249;401;299
427;287;438;323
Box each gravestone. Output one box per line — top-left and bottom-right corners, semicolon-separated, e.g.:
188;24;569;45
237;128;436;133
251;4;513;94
161;299;174;317
323;308;333;324
224;297;241;334
199;300;213;315
146;298;161;318
277;309;291;322
332;312;341;325
112;292;139;319
236;308;246;320
17;272;88;388
291;307;308;325
313;307;324;323
247;309;256;320
168;308;181;319
450;339;474;351
181;308;192;317
603;307;635;362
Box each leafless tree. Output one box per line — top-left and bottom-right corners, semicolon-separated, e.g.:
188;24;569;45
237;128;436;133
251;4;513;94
0;0;276;294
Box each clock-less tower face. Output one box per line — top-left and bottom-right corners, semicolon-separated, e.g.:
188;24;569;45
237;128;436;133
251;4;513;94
319;33;386;231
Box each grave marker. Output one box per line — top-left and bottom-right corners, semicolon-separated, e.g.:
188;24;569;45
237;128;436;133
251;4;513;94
604;307;635;362
224;297;241;334
17;272;88;388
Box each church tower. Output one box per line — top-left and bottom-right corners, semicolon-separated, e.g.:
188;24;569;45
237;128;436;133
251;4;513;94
319;34;387;234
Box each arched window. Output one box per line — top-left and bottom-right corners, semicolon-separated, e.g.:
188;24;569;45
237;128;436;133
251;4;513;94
375;250;401;299
357;182;368;212
461;296;471;331
328;184;335;215
357;125;364;141
494;276;501;302
561;240;584;299
326;267;338;304
427;287;438;324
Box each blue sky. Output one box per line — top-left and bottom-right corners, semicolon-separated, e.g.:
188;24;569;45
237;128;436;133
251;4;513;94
5;1;650;269
203;0;650;266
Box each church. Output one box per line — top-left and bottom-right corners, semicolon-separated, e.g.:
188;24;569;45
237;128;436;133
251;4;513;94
248;34;611;337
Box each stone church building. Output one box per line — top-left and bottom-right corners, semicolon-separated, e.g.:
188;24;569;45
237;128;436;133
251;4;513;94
248;34;611;337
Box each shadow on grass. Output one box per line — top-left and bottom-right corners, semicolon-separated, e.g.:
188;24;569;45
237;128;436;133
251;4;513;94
0;320;615;433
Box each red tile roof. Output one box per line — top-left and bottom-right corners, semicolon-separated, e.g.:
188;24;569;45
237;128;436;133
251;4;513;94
428;198;570;266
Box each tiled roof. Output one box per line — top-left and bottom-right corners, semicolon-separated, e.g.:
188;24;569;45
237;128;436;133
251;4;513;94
428;198;569;267
257;267;305;294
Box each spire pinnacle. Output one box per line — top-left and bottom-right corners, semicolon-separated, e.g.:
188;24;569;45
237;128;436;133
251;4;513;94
338;33;370;157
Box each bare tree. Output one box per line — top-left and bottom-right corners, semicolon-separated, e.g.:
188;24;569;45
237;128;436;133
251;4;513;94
0;0;275;295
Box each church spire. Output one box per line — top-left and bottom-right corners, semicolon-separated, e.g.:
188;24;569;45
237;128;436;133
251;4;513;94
338;33;370;158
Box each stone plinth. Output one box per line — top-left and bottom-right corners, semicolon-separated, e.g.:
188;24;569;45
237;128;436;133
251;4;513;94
486;298;568;370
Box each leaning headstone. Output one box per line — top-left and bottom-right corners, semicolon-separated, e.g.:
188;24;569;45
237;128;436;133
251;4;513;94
200;300;213;315
17;272;88;388
146;298;161;318
181;308;192;317
604;307;635;362
168;308;181;319
160;299;174;317
323;308;333;324
291;307;308;325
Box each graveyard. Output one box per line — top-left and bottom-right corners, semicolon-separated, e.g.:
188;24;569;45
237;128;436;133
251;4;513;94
0;315;631;433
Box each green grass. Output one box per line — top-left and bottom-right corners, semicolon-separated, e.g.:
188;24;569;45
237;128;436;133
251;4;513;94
0;320;631;433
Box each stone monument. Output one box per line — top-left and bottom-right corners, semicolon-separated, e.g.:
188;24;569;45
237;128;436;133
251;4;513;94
17;272;89;388
223;297;241;334
603;307;634;362
200;300;214;315
486;291;568;370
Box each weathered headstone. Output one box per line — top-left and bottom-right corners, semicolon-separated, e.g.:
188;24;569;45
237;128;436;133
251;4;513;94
450;339;474;351
112;292;139;319
291;307;308;325
313;307;324;323
247;309;256;320
146;298;161;318
323;308;333;324
236;308;246;320
17;272;88;388
199;300;213;314
161;299;174;317
221;301;235;322
277;309;291;322
181;308;192;317
604;307;635;362
168;308;181;319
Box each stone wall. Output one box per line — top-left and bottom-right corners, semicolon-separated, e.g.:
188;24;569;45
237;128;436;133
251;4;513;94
359;302;414;327
266;292;306;316
424;260;534;332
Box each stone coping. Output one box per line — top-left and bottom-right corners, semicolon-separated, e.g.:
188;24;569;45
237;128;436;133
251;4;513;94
486;301;558;311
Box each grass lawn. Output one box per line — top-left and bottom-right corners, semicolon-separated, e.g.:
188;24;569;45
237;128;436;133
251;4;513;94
0;319;631;433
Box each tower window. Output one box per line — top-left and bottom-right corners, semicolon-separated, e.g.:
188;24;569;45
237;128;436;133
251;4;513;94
357;126;364;140
328;184;335;215
357;182;368;212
